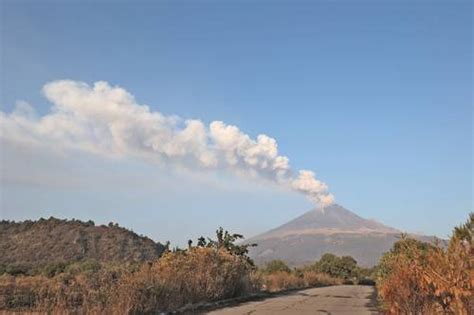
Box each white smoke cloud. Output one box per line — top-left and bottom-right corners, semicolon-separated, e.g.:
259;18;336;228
0;80;334;207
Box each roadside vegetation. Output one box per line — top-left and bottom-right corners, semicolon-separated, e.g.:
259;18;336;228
255;258;342;292
1;214;471;314
0;225;369;313
255;253;376;293
0;228;257;313
376;213;473;314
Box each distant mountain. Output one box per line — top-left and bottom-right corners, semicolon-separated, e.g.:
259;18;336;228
0;217;165;267
248;204;436;267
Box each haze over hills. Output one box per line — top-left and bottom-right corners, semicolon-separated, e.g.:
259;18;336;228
248;204;436;267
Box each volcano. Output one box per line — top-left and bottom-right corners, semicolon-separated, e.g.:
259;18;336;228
248;204;435;267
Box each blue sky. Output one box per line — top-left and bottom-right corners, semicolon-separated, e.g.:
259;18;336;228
1;0;472;245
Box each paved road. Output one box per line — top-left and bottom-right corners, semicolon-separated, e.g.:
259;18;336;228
206;285;379;315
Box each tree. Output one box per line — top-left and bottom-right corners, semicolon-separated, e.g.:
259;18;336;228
192;227;257;266
452;212;473;246
315;253;358;279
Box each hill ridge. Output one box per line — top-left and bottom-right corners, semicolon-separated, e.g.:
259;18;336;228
0;217;165;267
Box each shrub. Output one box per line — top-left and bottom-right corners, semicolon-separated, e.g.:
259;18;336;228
64;260;102;275
377;213;473;314
41;262;68;277
302;271;341;287
114;247;255;313
260;271;304;292
262;260;291;274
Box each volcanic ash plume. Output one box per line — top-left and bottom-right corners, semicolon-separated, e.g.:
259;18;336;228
0;80;335;207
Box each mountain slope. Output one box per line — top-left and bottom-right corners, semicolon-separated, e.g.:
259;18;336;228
257;204;400;239
0;217;165;267
248;204;435;267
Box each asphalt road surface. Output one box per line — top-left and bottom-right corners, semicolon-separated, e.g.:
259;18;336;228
206;285;379;315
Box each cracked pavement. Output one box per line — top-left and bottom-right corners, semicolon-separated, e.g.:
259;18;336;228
206;285;379;315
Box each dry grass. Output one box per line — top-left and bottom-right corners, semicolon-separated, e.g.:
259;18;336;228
0;247;255;314
0;264;128;313
259;271;304;292
113;247;255;313
302;271;342;287
0;253;343;313
257;270;341;292
378;240;472;315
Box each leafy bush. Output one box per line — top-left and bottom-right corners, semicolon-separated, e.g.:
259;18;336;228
304;253;365;281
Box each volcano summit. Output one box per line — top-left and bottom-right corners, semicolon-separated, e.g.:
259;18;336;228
248;204;435;267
